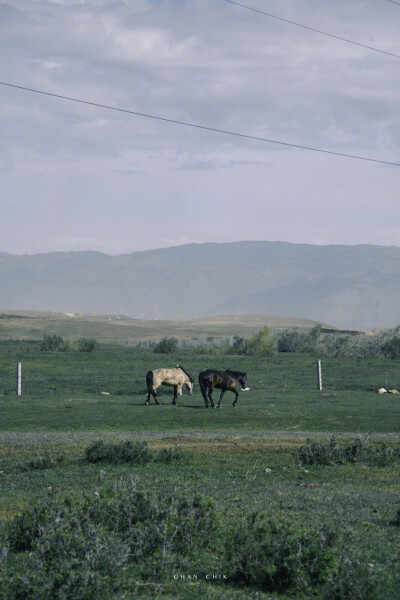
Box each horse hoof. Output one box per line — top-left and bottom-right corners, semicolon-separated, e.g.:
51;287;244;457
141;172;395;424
145;402;149;406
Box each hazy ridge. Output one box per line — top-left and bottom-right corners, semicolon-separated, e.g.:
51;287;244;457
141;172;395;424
1;241;399;329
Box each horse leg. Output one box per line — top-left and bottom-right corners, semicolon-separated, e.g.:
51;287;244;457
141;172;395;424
199;372;210;408
172;385;178;405
152;385;160;405
146;371;160;405
146;389;159;405
208;388;216;409
218;390;225;408
232;388;239;407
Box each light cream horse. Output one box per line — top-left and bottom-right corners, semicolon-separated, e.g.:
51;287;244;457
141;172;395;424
145;365;194;405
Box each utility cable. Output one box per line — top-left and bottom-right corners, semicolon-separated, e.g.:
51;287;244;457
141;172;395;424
1;81;399;167
224;0;400;60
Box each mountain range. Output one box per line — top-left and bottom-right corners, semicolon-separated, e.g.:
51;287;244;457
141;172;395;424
1;241;399;329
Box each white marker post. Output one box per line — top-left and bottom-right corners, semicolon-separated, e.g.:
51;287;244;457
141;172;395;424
317;359;322;391
17;362;22;396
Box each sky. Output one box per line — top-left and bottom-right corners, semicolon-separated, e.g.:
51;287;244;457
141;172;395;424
1;0;400;255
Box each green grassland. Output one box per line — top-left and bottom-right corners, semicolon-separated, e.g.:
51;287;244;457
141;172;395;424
0;309;332;344
0;340;399;599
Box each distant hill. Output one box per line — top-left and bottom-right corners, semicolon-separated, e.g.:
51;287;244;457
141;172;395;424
0;311;328;344
1;241;399;329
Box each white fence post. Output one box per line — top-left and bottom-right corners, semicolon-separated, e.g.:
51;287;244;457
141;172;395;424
317;359;322;391
17;362;22;396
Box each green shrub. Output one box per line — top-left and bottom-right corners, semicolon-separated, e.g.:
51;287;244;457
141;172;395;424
154;447;185;463
320;559;377;600
84;440;152;465
225;513;338;593
295;437;400;467
382;336;400;359
276;324;322;355
276;328;303;352
390;508;400;527
40;334;98;353
228;335;248;355
1;477;219;598
246;326;275;357
40;334;72;352
153;337;179;354
74;337;99;353
295;437;345;466
4;507;130;599
84;440;185;466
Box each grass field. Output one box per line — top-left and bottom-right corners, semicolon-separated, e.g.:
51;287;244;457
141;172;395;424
0;340;399;599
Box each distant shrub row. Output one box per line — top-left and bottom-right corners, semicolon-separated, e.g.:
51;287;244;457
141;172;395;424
276;324;400;359
40;334;98;353
39;325;400;359
153;326;276;357
150;324;400;359
0;476;383;599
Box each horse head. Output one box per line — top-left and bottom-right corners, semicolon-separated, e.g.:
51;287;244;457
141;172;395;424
186;378;194;395
238;373;247;389
177;365;194;395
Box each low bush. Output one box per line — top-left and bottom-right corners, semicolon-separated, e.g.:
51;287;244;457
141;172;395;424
74;337;99;353
246;326;275;357
84;440;152;465
154;447;185;463
1;477;219;598
1;475;389;599
40;334;72;352
154;337;179;354
390;508;400;527
320;554;377;600
40;334;98;353
224;513;338;593
84;440;185;466
295;437;400;467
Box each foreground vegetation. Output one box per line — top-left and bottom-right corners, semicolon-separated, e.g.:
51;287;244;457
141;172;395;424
0;340;399;598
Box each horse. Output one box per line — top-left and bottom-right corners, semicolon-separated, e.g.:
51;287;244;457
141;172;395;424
145;365;194;405
198;369;249;409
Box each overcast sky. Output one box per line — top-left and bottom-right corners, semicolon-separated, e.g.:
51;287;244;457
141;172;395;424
1;0;399;255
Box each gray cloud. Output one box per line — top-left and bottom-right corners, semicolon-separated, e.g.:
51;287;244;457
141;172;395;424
0;0;399;254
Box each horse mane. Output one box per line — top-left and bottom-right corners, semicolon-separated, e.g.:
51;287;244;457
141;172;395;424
176;364;194;383
226;369;246;378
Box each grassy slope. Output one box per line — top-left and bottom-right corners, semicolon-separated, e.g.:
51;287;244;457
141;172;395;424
0;309;332;343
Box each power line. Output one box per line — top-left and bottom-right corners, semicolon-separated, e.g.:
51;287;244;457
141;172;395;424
384;0;400;6
224;0;400;60
1;81;399;167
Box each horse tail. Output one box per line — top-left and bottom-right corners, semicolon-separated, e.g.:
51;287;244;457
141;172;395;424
146;370;155;395
198;371;208;401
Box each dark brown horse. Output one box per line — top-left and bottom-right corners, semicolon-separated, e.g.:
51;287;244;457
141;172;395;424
198;369;249;408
